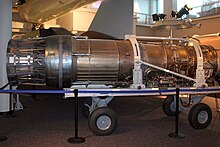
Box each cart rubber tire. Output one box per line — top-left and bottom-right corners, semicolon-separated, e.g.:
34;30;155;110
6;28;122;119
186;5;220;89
188;103;212;130
162;95;176;116
88;107;117;136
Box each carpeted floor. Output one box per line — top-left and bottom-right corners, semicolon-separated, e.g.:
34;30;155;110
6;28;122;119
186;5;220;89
0;92;220;147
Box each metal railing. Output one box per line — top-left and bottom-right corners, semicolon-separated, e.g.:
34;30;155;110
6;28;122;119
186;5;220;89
188;1;220;18
134;12;153;25
134;1;220;25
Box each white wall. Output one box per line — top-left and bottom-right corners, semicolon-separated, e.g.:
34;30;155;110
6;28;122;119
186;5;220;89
44;19;60;29
56;9;96;33
57;13;73;31
72;10;96;32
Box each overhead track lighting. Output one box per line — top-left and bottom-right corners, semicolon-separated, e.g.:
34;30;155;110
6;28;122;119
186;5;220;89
152;13;167;21
171;4;192;19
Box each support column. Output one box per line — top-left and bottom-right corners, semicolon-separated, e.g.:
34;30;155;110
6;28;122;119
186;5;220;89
0;0;12;112
133;15;137;35
164;0;173;19
164;0;177;18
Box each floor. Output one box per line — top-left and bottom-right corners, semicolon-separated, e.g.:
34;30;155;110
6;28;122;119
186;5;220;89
0;92;220;147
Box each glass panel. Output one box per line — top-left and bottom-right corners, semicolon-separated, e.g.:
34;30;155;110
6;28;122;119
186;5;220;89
177;0;220;18
134;0;163;25
134;0;150;14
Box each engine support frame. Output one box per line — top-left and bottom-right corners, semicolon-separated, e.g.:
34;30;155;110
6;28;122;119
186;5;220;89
126;35;206;88
125;35;145;89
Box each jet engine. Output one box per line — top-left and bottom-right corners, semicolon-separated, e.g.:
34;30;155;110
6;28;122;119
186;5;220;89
6;35;220;88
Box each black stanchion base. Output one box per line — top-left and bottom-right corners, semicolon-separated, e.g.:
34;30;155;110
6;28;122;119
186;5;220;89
0;136;7;142
67;137;85;144
168;133;185;139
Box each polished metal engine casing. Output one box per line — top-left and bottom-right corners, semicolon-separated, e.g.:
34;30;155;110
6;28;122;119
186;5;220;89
6;35;220;88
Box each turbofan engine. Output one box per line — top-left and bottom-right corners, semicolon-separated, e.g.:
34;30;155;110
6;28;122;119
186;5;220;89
6;35;220;88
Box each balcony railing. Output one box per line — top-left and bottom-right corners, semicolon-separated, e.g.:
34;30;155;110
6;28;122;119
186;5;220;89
134;12;153;25
134;1;220;26
189;0;220;18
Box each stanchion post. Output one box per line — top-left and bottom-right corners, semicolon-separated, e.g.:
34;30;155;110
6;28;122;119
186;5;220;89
67;89;85;144
168;88;185;138
32;85;38;100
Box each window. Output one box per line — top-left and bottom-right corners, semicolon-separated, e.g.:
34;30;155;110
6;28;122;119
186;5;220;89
176;0;220;18
134;0;163;14
134;0;164;25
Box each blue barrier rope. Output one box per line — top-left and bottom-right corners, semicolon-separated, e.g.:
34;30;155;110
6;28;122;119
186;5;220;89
0;89;71;94
181;88;220;92
76;88;220;94
78;89;176;94
0;87;219;94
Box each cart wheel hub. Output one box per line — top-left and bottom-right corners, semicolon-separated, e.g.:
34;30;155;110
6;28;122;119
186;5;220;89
198;110;208;124
170;101;176;112
97;115;111;130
